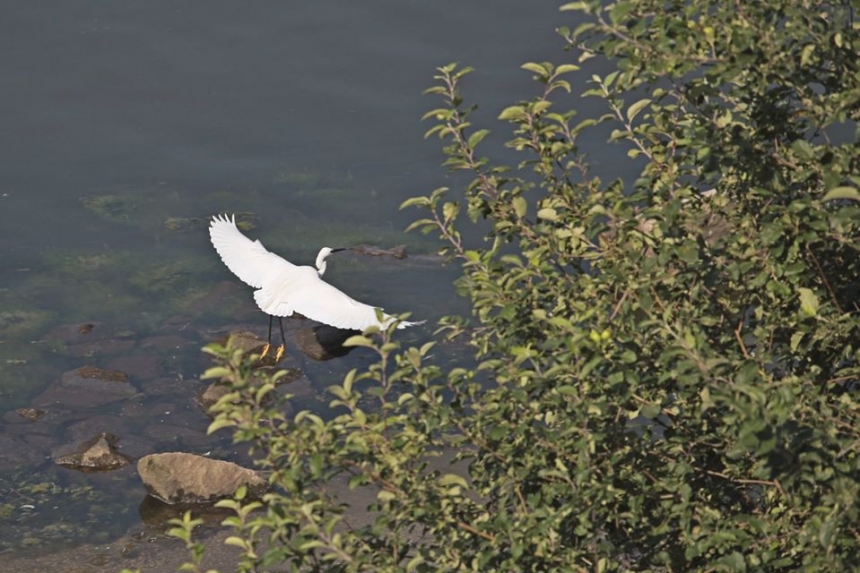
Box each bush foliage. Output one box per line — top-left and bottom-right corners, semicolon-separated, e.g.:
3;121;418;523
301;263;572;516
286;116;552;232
175;1;859;571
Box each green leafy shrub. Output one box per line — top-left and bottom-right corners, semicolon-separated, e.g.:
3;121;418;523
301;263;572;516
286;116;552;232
177;1;859;571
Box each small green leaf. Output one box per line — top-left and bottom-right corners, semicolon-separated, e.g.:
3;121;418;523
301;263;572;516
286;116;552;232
438;473;469;488
521;62;548;75
798;288;819;317
343;335;374;348
640;404;661;419
499;106;528;121
626;98;651;122
207;418;236;434
201;367;230;380
467;129;490;149
537;208;558;221
790;331;805;352
400;196;430;209
512;196;527;218
560;1;589;11
555;64;580;75
822;186;860;202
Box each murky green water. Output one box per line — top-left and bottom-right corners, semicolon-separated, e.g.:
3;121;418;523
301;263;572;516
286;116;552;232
0;0;628;565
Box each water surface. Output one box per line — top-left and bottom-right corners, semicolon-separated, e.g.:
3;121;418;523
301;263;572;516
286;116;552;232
0;1;627;566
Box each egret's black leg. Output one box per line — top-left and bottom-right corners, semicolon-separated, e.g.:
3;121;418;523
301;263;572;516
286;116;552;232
261;315;274;358
275;317;287;362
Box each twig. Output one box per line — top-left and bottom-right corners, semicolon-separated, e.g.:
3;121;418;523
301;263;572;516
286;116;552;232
807;246;844;314
734;320;749;358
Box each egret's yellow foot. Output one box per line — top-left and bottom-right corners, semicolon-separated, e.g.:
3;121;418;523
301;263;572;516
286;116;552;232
260;343;271;358
275;344;285;362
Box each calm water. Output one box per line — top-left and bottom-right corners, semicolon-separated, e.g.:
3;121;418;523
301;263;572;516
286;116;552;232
0;0;626;563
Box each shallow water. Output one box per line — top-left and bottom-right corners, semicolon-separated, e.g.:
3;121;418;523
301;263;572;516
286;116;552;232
0;0;629;565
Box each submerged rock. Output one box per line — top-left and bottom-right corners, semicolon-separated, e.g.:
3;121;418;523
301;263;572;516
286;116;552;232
137;452;268;505
296;325;359;361
46;322;109;343
217;330;267;353
68;338;136;358
14;408;46;422
0;309;50;337
54;432;132;472
0;434;46;471
352;244;407;259
138;494;234;527
71;365;128;382
195;383;232;412
107;355;162;380
79;193;138;222
196;367;302;416
47;322;137;357
33;365;138;409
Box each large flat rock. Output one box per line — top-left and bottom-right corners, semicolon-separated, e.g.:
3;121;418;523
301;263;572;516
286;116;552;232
33;365;139;409
137;452;268;505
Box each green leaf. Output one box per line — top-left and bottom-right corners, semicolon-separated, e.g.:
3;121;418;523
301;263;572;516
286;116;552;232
343;335;375;348
207;418;237;434
798;288;820;317
626;98;651;122
537;207;558;221
438;473;469;488
512;196;527;218
640;404;661;419
560;1;589;11
400;196;430;209
467;129;490;149
555;64;580;75
822;186;860;201
201;367;230;380
498;106;528;121
790;331;805;352
442;201;459;221
521;62;548;75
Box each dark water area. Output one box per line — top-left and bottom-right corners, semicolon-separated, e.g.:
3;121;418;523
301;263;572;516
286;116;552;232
0;1;631;568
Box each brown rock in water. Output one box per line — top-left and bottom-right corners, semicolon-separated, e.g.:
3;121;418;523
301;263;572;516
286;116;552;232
196;383;233;412
33;365;138;408
295;325;359;361
217;330;267;353
45;322;109;343
75;365;129;382
47;322;139;357
15;407;46;422
107;354;162;380
137;452;268;505
195;373;300;419
54;432;133;472
143;423;211;448
352;244;407;259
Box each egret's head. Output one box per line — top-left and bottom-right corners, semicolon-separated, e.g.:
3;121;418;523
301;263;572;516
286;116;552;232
315;247;347;276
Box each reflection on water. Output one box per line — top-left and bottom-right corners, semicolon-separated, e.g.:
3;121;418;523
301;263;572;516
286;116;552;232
0;0;621;564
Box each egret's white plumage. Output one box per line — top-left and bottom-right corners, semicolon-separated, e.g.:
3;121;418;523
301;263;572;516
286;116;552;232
209;214;414;331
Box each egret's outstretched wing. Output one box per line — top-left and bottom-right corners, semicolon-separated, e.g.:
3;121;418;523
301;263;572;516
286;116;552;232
254;271;409;330
209;214;294;288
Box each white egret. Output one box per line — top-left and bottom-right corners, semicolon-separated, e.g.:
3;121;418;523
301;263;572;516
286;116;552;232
209;214;417;361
